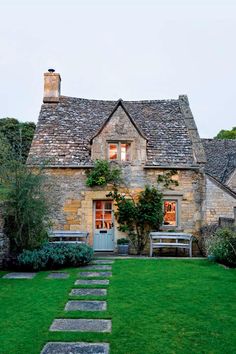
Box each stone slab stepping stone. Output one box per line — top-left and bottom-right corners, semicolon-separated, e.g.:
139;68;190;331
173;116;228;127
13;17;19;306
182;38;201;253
82;265;112;270
3;272;37;279
75;279;109;286
50;319;111;332
70;288;107;296
93;260;114;264
47;272;69;279
41;342;109;354
65;300;107;311
78;272;112;278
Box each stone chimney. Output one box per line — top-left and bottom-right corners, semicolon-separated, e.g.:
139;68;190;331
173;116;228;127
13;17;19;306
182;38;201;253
43;69;61;103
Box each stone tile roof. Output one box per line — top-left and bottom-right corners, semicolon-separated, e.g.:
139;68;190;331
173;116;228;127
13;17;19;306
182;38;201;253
202;139;236;183
28;96;203;167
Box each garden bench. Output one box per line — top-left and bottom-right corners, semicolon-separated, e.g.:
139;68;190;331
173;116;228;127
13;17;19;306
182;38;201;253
49;230;89;244
149;232;193;257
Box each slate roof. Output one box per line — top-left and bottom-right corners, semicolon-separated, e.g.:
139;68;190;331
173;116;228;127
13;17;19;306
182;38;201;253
28;95;203;167
202;139;236;183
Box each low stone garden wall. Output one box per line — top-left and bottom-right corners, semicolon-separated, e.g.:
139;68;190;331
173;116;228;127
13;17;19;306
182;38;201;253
0;203;9;268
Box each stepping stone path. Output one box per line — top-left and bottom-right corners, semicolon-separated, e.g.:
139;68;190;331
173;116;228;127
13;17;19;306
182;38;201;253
43;259;114;353
83;265;112;270
50;318;111;332
93;260;114;264
3;272;37;279
65;300;107;311
75;279;109;285
47;272;69;279
78;272;112;278
70;288;107;296
41;342;109;354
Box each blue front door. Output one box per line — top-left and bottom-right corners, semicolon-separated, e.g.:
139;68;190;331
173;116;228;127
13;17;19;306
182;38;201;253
93;200;114;251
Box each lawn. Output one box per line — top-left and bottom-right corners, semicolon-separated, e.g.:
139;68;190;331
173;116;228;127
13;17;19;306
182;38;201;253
0;260;235;354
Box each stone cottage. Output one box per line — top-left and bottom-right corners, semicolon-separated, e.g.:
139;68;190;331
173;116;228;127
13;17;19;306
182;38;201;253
27;70;236;251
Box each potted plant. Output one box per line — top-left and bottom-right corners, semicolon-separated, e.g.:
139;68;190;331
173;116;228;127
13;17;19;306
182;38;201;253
117;238;129;255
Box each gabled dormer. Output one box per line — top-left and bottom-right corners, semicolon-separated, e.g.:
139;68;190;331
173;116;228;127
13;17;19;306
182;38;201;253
90;99;147;164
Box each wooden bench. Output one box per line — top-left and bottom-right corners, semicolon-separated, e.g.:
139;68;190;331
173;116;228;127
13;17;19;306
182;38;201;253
49;230;89;244
149;232;193;257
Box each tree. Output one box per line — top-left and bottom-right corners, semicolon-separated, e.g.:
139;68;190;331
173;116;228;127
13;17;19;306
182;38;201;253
108;186;163;255
215;127;236;140
107;171;179;255
0;118;36;162
0;157;51;253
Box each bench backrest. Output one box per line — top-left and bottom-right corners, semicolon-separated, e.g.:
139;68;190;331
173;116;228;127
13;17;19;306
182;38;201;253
150;232;193;241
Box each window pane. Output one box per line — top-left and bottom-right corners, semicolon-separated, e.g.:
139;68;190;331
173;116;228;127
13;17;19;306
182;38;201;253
163;201;177;226
96;220;103;229
104;211;112;220
109;144;118;160
104;220;112;229
96;210;103;219
121;143;131;161
95;201;102;209
104;201;112;210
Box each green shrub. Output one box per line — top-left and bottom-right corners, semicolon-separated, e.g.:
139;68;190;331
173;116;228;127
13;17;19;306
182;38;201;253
117;238;129;245
18;242;94;270
86;160;122;187
206;228;236;267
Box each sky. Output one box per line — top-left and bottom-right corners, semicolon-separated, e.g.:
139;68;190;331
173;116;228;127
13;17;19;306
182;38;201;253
0;0;236;138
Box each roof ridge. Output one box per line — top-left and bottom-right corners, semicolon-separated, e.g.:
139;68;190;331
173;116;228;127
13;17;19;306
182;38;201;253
60;95;179;104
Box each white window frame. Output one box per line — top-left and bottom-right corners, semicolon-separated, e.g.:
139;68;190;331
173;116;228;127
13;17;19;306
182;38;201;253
162;197;181;229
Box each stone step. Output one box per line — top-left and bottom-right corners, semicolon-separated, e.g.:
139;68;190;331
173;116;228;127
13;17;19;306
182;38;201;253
3;272;37;279
65;300;107;311
70;288;107;296
47;272;69;279
78;272;112;278
50;319;112;332
75;279;109;286
82;265;112;270
41;342;109;354
93;260;114;264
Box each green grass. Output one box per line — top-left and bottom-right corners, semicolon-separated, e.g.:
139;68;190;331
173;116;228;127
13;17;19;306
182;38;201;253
0;260;236;354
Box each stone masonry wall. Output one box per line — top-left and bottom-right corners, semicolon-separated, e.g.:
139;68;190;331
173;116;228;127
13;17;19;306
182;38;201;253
44;167;205;248
0;203;9;268
203;176;236;225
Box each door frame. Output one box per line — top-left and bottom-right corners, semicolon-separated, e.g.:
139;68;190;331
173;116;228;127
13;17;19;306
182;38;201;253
93;200;115;251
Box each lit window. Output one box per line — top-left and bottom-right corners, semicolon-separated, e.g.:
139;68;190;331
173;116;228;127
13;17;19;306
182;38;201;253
121;143;131;161
108;142;131;161
163;200;177;226
109;144;118;160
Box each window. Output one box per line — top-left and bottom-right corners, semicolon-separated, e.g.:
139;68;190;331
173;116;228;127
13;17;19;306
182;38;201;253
108;142;131;162
109;144;118;160
163;200;178;226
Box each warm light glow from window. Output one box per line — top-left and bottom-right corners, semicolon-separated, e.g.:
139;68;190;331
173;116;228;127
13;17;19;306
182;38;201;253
121;143;131;161
109;144;118;160
163;201;177;226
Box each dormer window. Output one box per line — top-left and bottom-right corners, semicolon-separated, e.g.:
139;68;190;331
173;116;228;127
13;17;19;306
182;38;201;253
108;142;131;162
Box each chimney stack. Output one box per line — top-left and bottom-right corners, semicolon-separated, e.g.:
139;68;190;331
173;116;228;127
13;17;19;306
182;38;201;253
43;69;61;103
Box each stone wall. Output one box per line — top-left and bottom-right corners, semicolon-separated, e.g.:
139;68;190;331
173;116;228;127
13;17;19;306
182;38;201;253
203;176;236;225
0;203;9;268
44;166;205;248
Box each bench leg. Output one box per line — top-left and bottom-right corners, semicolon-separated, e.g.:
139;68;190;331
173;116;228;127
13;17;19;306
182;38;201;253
189;244;192;257
150;244;153;257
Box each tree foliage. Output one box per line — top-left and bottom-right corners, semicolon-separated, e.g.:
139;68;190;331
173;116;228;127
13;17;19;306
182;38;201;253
86;160;122;187
107;171;179;255
215;127;236;140
108;186;163;255
0;158;51;253
0;117;36;162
